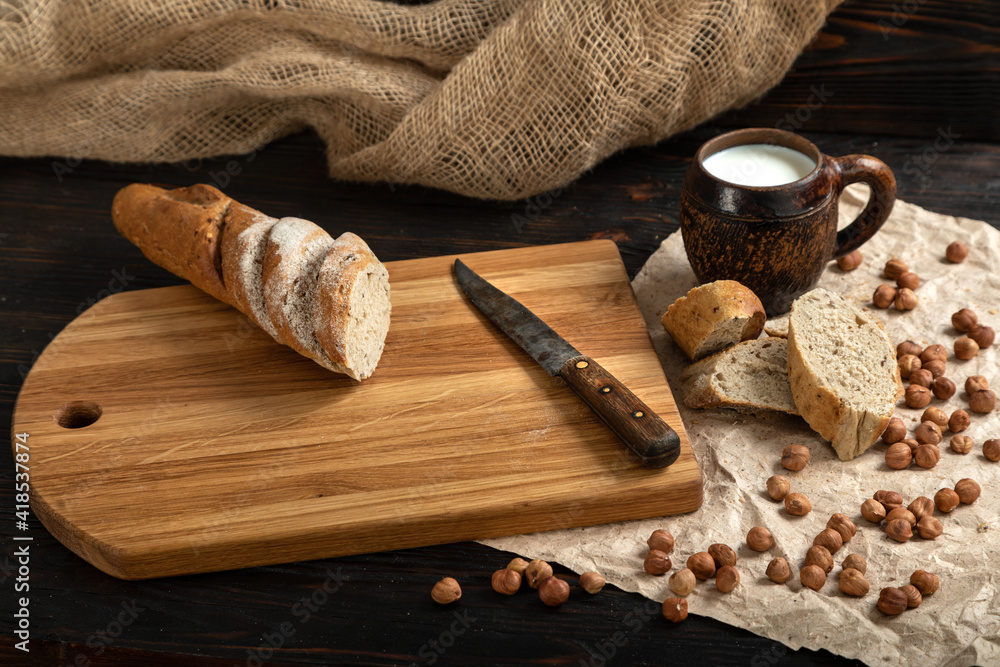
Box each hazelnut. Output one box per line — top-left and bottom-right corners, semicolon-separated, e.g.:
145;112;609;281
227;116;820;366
805;546;834;573
766;475;791;501
948;409;970;432
917;515;943;539
902;438;920;454
668;568;696;597
839;568;870;597
915;444;941;469
934;488;960;513
507;557;529;574
715;565;740;593
899;584;923;608
915;421;942;445
579;571;605;594
827;513;857;543
896;271;920;290
885;518;912;542
861;498;887;523
708;543;737;568
922;359;946;379
985;439;1000;462
921;406;948;428
921;344;948;364
894;287;918;311
965;375;990;394
885;442;912;469
836;250;863;271
910;570;940;595
932;376;957;400
907;496;935;521
800;564;827;591
647;529;675;554
525;559;554;588
873;284;897;309
955;336;980;360
784;492;812;516
886;507;917;527
492;568;523;595
909;369;934;388
905;384;932;408
842;554;867;574
970;390;996;414
897;355;922;380
781;444;810;471
955;478;981;504
877;587;908;615
431;577;462;604
766;557;791;584
813;528;844;555
950;434;974;454
897;340;923;358
882;417;907;444
538;575;570;607
874;490;903;512
946;241;969;263
969;325;995;349
747;526;774;552
643;550;672;576
687;552;716;580
952;308;979;333
662;597;688;623
884;258;908;280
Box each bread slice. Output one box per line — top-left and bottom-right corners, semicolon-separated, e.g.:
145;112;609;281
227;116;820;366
220;203;278;338
786;288;903;460
764;315;788;338
662;280;765;360
679;338;799;415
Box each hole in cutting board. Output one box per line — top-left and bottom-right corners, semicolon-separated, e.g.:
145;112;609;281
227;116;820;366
54;401;102;429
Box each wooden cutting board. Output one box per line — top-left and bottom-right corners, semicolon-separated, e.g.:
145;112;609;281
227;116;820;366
13;240;701;580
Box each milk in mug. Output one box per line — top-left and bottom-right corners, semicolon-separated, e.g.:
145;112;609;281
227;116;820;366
702;144;816;187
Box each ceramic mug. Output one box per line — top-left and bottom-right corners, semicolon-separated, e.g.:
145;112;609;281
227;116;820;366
679;128;896;315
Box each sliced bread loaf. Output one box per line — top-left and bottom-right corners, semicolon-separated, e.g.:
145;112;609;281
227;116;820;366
679;338;799;415
786;288;902;460
662;280;766;360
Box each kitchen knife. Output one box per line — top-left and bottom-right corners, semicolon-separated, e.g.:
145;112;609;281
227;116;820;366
454;259;680;468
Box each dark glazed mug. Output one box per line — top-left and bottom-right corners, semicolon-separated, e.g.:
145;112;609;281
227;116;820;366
679;128;896;315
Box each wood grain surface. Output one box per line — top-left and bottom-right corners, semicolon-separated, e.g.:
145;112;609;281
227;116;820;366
1;1;998;664
13;242;700;579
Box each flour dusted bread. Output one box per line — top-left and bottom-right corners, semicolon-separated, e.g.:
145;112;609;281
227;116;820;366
112;183;390;380
679;338;798;415
662;280;766;360
786;288;902;460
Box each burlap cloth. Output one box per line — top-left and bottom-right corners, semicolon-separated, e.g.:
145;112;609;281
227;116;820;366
0;0;840;200
482;185;1000;666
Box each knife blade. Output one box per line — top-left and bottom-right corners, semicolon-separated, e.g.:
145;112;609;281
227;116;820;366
454;259;680;468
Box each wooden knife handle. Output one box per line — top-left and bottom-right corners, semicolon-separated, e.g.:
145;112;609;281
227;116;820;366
559;355;680;468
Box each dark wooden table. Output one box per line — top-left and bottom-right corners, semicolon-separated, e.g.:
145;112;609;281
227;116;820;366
2;1;998;664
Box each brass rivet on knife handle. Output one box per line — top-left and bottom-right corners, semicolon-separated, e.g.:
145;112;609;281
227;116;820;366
559;355;680;468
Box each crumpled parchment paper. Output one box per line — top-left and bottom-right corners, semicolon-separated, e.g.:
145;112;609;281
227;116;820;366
482;185;1000;666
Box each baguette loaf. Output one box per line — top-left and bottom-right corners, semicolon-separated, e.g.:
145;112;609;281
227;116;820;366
679;338;799;415
786;288;902;460
662;280;766;360
112;184;390;381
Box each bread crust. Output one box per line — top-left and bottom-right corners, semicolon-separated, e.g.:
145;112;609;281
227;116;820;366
662;280;765;360
111;183;231;304
220;202;278;336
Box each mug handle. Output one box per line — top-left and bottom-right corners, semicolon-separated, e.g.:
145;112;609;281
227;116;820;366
829;155;897;259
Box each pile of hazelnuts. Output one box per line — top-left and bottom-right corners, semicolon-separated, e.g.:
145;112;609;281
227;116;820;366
431;559;606;608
